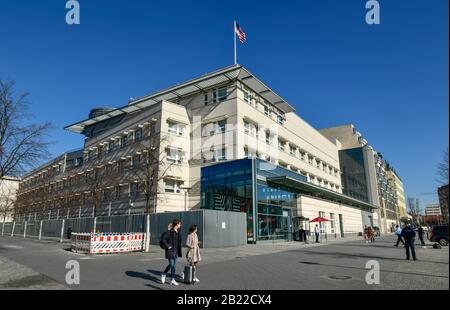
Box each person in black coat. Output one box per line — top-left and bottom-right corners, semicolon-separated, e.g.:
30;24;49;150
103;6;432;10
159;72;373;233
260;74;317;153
401;223;417;261
418;226;426;247
160;219;183;285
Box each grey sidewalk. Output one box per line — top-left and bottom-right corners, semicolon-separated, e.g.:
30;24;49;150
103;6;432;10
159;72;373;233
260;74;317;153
0;255;68;290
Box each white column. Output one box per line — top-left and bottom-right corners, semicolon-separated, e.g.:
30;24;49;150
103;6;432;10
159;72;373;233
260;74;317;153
11;221;15;237
145;214;150;253
38;220;43;240
1;221;4;236
60;219;65;243
23;221;27;238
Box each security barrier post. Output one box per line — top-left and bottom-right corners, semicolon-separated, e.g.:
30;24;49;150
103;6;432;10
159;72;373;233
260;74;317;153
60;219;65;243
93;217;97;233
1;222;5;236
145;214;150;252
24;221;27;238
38;220;43;240
11;221;15;237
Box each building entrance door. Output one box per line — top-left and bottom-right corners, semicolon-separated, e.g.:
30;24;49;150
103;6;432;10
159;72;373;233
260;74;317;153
282;209;292;241
339;214;344;238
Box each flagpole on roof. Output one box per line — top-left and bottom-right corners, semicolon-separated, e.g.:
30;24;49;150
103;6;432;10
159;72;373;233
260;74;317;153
234;20;237;65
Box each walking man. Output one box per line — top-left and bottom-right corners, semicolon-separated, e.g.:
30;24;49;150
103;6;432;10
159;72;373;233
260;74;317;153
314;224;321;243
401;223;417;261
394;225;404;247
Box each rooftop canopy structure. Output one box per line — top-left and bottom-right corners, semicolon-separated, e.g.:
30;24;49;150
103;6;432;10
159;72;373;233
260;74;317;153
64;64;296;134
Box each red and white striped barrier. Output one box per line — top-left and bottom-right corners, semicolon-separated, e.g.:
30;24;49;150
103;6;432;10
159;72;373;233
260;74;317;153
71;233;146;254
129;233;145;252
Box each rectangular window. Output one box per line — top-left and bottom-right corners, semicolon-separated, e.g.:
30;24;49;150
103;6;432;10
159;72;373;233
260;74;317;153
165;180;182;193
289;145;296;156
244;120;256;136
115;186;121;199
217;87;228;102
266;131;272;145
215;148;227;161
330;213;335;231
216;120;226;133
132;155;141;167
204;93;209;106
114;139;121;150
277;114;285;125
243;86;252;104
168;122;184;136
278;139;285;151
166;148;183;164
135;129;143;141
123;134;132;147
108;141;115;153
130;183;139;197
264;106;271;117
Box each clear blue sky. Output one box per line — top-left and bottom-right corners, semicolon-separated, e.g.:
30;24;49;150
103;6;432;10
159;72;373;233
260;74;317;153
0;0;448;209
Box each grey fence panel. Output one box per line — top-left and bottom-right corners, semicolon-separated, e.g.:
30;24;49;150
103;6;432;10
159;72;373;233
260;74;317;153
42;220;63;238
65;218;95;236
95;215;146;233
149;210;204;246
1;211;247;248
26;221;40;237
15;222;25;235
3;223;13;235
204;210;247;248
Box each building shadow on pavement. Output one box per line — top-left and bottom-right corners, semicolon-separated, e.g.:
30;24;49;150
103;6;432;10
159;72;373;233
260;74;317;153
125;270;164;290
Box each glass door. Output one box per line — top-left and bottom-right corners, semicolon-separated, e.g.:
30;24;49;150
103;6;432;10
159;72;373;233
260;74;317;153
282;209;292;241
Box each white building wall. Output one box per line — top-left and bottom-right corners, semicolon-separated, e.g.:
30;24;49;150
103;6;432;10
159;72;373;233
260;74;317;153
298;196;365;237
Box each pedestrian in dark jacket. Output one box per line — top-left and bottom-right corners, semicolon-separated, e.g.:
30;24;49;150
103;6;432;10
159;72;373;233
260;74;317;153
418;226;426;247
160;219;183;285
401;224;417;261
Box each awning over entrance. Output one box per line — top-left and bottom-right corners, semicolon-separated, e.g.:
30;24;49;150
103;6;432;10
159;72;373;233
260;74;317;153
266;176;378;211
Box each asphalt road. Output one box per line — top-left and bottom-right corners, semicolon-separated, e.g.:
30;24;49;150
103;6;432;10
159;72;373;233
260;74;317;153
0;235;448;290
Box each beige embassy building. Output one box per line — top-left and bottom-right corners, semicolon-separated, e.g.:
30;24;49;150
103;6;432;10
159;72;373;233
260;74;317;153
16;65;378;242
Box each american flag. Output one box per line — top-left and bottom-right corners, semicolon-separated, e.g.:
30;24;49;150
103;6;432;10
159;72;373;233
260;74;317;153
235;23;247;43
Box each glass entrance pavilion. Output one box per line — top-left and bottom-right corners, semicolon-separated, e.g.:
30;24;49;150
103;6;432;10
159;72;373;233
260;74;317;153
201;158;378;243
201;158;305;242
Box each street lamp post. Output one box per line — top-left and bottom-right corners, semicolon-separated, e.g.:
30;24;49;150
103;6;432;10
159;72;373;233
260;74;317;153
180;186;192;212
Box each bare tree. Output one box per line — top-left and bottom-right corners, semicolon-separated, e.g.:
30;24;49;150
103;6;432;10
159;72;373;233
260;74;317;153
0;79;52;178
407;197;421;225
436;147;449;185
134;120;174;214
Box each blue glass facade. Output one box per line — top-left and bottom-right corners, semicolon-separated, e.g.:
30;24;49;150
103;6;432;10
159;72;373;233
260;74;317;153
201;158;307;242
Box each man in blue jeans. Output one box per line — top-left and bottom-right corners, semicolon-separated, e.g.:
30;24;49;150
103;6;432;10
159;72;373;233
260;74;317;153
160;219;183;285
401;223;417;261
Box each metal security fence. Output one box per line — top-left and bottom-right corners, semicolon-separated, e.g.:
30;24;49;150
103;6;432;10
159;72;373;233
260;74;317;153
25;221;40;238
65;217;94;234
1;210;247;248
2;222;13;235
96;214;146;234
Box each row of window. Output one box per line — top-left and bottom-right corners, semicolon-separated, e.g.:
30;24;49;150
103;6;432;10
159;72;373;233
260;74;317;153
244;147;341;192
242;86;286;125
85;128;144;162
243;120;340;178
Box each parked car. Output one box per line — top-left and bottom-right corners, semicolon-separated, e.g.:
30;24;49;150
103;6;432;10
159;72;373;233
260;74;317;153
429;225;449;246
